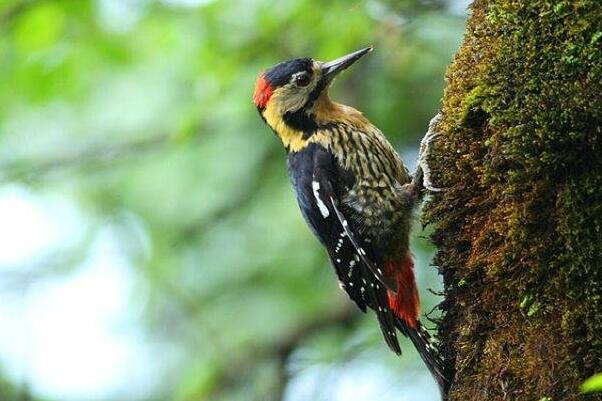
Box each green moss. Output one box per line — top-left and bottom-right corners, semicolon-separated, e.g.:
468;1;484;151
519;294;532;310
526;302;540;317
458;85;486;123
424;0;602;400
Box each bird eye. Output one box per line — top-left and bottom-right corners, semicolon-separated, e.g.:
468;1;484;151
294;72;311;87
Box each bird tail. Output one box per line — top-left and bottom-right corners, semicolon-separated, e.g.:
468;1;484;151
397;318;449;399
384;255;449;399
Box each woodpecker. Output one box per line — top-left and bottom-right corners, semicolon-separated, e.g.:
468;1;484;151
253;47;447;394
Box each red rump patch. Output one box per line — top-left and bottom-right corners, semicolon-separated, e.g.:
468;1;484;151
253;74;273;109
384;254;420;329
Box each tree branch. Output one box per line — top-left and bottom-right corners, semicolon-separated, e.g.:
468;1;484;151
172;147;280;244
0;134;169;183
211;304;359;401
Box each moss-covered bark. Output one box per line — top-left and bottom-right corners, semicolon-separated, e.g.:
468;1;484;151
424;1;602;400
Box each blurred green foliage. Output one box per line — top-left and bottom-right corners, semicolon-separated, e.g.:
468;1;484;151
0;0;466;400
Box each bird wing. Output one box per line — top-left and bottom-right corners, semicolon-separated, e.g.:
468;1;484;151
307;147;397;292
303;146;403;354
327;196;398;293
311;169;403;353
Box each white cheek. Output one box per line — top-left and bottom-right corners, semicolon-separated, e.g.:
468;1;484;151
275;79;320;113
284;93;307;112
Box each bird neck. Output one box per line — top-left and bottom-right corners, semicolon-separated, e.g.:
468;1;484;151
263;93;367;153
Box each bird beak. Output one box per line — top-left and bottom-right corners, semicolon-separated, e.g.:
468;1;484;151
321;46;373;82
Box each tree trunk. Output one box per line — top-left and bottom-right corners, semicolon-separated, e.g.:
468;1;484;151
424;1;602;400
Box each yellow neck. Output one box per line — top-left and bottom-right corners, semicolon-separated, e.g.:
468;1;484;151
262;94;367;153
262;101;311;152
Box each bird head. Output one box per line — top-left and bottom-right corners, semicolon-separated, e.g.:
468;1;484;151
253;47;373;128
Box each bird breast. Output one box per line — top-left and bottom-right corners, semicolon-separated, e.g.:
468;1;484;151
325;123;413;249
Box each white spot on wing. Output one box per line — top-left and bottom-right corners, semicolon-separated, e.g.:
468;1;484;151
312;181;330;218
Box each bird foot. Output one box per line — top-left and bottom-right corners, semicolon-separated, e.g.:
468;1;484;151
418;113;445;193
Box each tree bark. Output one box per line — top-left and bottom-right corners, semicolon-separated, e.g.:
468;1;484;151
424;1;602;400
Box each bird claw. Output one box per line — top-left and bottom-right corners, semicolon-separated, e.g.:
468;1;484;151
424;182;445;193
418;113;446;193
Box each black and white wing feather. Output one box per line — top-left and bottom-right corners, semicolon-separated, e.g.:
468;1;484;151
287;143;403;354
